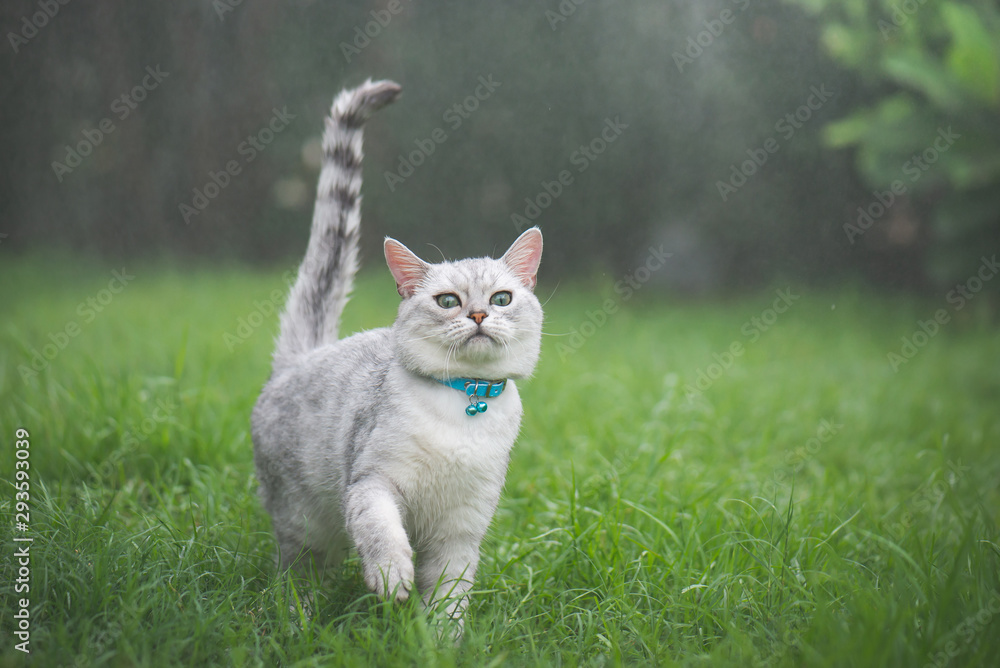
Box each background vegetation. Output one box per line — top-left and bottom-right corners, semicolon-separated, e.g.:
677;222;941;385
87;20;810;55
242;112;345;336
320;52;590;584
2;0;998;291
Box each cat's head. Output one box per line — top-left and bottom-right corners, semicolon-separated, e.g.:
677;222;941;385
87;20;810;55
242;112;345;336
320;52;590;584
384;227;543;380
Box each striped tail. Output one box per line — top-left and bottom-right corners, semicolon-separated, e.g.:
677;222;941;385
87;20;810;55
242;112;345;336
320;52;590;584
273;79;401;370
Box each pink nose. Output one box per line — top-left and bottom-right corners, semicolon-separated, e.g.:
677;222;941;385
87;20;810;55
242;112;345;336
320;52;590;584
469;311;487;325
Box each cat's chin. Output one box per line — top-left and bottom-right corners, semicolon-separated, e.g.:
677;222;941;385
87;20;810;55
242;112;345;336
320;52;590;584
459;340;503;365
441;337;506;373
396;335;529;380
463;332;496;347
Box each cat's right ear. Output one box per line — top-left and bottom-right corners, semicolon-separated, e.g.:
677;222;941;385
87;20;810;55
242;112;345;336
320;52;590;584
502;227;543;290
384;238;429;298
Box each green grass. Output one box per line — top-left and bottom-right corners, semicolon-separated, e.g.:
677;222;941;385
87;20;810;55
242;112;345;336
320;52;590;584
1;254;998;666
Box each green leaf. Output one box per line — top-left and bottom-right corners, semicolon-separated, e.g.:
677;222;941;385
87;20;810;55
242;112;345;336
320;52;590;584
823;110;875;148
941;3;1000;104
943;149;1000;190
881;50;965;112
823;95;917;149
822;22;873;69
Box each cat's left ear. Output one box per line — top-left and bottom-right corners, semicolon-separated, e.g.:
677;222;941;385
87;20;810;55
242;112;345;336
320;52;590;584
501;227;543;290
384;238;429;297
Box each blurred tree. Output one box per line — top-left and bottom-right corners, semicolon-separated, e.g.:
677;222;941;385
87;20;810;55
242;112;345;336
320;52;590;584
783;0;1000;289
5;0;985;295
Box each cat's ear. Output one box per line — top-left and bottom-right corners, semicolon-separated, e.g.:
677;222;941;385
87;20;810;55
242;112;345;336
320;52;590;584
501;227;543;290
384;238;429;297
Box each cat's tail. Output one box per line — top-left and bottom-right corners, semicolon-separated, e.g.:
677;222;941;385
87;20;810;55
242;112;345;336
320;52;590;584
273;79;401;370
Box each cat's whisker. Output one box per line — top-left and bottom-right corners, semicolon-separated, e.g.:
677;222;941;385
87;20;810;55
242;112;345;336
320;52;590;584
424;242;448;263
444;341;460;378
539;280;561;308
402;332;444;344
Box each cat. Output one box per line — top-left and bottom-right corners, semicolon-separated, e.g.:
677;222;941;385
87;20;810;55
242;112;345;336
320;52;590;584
251;79;544;628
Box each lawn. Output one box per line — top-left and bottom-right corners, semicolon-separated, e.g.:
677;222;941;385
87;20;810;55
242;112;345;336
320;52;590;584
1;255;998;666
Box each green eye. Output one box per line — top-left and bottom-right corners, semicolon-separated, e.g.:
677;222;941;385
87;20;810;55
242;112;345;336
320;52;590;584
490;291;512;307
435;293;461;309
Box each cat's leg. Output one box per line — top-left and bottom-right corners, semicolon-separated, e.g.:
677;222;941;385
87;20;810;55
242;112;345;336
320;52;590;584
275;531;315;572
273;510;339;574
416;532;484;629
345;476;414;601
274;518;350;618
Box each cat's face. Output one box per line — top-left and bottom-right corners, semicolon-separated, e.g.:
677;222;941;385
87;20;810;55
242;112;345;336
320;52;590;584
385;228;543;380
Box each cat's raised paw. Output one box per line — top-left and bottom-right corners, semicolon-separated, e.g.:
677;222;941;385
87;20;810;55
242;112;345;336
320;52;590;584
365;554;415;602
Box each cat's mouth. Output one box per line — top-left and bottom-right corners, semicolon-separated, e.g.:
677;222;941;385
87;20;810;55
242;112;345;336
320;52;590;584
465;331;495;345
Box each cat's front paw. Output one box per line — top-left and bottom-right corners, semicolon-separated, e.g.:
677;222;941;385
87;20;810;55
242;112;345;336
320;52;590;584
364;550;414;602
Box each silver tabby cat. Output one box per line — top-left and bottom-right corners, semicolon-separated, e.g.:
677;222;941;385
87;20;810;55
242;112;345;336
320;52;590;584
251;79;543;626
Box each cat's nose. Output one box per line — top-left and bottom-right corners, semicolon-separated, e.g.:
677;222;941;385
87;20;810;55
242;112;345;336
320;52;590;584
468;311;488;325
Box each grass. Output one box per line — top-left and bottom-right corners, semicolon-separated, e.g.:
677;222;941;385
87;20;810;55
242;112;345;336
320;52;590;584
1;253;998;666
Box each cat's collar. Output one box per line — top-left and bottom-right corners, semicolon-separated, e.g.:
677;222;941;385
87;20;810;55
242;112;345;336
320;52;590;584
435;377;507;416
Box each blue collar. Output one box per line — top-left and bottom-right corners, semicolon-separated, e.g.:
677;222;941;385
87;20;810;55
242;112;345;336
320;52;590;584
436;377;507;416
437;377;508;397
